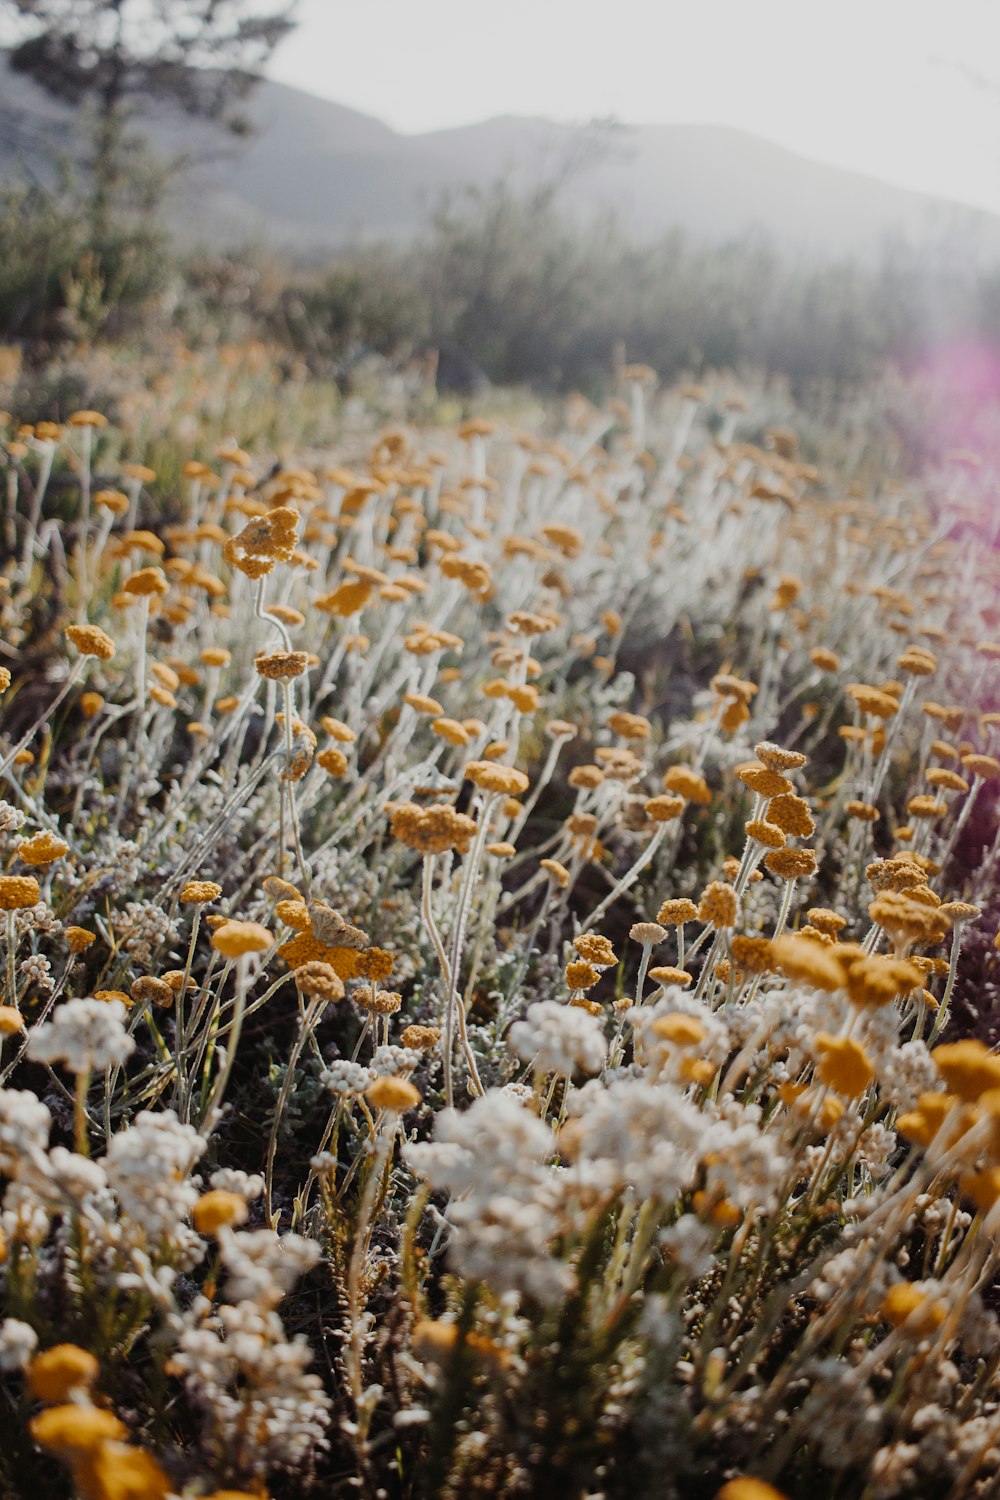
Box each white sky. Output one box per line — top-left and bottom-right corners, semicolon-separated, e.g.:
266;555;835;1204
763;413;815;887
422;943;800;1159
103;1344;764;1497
269;0;1000;214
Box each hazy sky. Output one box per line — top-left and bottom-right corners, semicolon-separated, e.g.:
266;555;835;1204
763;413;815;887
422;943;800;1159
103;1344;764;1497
269;0;1000;214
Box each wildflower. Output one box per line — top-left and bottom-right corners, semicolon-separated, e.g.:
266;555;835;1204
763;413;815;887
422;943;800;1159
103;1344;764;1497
389;802;477;855
932;1040;1000;1102
645;794;685;822
630;922;667;946
179;880;223;904
16;831;68;865
764;848;818;880
322;1060;375;1097
607;710;651;740
648;966;693;986
565;960;601;990
0;875;41;910
317;747;348;777
663;766;712;803
766;793;815;837
717;1480;790;1500
366;1076;421;1112
211;921;273;958
405;691;444;714
806;907;847;937
814;1034;875;1096
464;761;530;795
541;858;570;886
122;566;169;598
846;956;923;1007
657;898;699;925
0;1319;38;1371
771;935;846;991
745;818;786;848
880;1282;947;1333
193;1190;250;1236
28;998;134;1073
573;933;618;966
847;683;899;718
651;1013;706;1046
569;764;604;789
962;753;1000;780
754;741;808;771
26;1344;99;1403
509;999;606;1076
730;935;775;973
30;1404;127;1456
698;882;738;928
400;1024;441;1050
103;1109;205;1242
294;961;345;1001
254;650;309;681
94;989;133;1009
320;715;355;742
737;763;793;796
88;1444;172;1500
0;802;26;833
130;976;174;1009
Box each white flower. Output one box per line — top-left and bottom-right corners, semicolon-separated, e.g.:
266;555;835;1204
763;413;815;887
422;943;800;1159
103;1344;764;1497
210;1168;265;1200
406;1091;575;1304
0;1318;38;1371
171;1300;330;1473
219;1228;320;1306
103;1109;205;1242
0;1088;51;1174
370;1044;420;1076
27;998;134;1074
567;1076;705;1202
508;1000;606;1077
321;1060;374;1097
0;801;26;833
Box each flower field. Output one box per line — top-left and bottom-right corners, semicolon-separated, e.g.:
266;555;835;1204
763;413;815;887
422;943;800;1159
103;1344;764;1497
2;350;1000;1499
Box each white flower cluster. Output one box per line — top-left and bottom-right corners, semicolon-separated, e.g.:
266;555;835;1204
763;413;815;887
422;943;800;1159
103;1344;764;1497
0;1088;51;1174
172;1300;331;1475
321;1059;374;1097
118;897;176;964
0;800;26;832
102;1107;205;1243
507;999;606;1077
567;1076;706;1202
370;1043;420;1075
407;1091;575;1304
219;1227;320;1307
210;1167;264;1199
0;1317;38;1371
27;997;134;1074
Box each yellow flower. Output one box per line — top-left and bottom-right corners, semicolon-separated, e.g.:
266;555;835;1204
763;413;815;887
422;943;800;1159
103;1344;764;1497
30;1404;126;1456
65;624;116;660
211;921;273;959
0;875;41;911
880;1282;947;1333
192;1189;249;1236
366;1077;421;1112
814;1033;875;1096
26;1344;99;1403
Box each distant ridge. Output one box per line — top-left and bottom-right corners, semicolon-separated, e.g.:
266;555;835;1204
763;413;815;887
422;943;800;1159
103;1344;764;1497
3;57;1000;263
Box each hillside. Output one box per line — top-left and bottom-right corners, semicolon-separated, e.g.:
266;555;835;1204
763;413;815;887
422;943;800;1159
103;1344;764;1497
3;58;1000;262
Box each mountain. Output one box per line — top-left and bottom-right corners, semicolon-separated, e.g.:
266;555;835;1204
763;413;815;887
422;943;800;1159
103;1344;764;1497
3;57;1000;263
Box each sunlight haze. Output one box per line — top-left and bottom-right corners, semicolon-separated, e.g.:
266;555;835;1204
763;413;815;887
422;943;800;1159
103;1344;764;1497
269;0;1000;215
